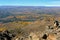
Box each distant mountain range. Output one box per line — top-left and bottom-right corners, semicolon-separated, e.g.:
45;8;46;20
0;6;60;18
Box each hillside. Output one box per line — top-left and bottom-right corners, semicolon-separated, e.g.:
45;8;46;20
0;6;60;40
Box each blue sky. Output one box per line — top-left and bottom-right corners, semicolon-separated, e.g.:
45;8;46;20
0;0;60;6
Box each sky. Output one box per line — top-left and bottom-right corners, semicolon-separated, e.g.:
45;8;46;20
0;0;60;6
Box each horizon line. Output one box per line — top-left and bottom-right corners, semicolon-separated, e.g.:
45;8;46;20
0;5;60;7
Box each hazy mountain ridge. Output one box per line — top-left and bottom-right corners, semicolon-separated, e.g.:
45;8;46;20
0;6;60;14
0;6;60;16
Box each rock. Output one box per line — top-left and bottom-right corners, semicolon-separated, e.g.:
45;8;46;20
0;30;16;40
29;32;39;40
47;33;57;40
42;34;47;39
54;20;59;27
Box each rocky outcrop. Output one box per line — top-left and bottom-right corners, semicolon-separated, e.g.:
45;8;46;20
0;30;15;40
2;20;60;40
